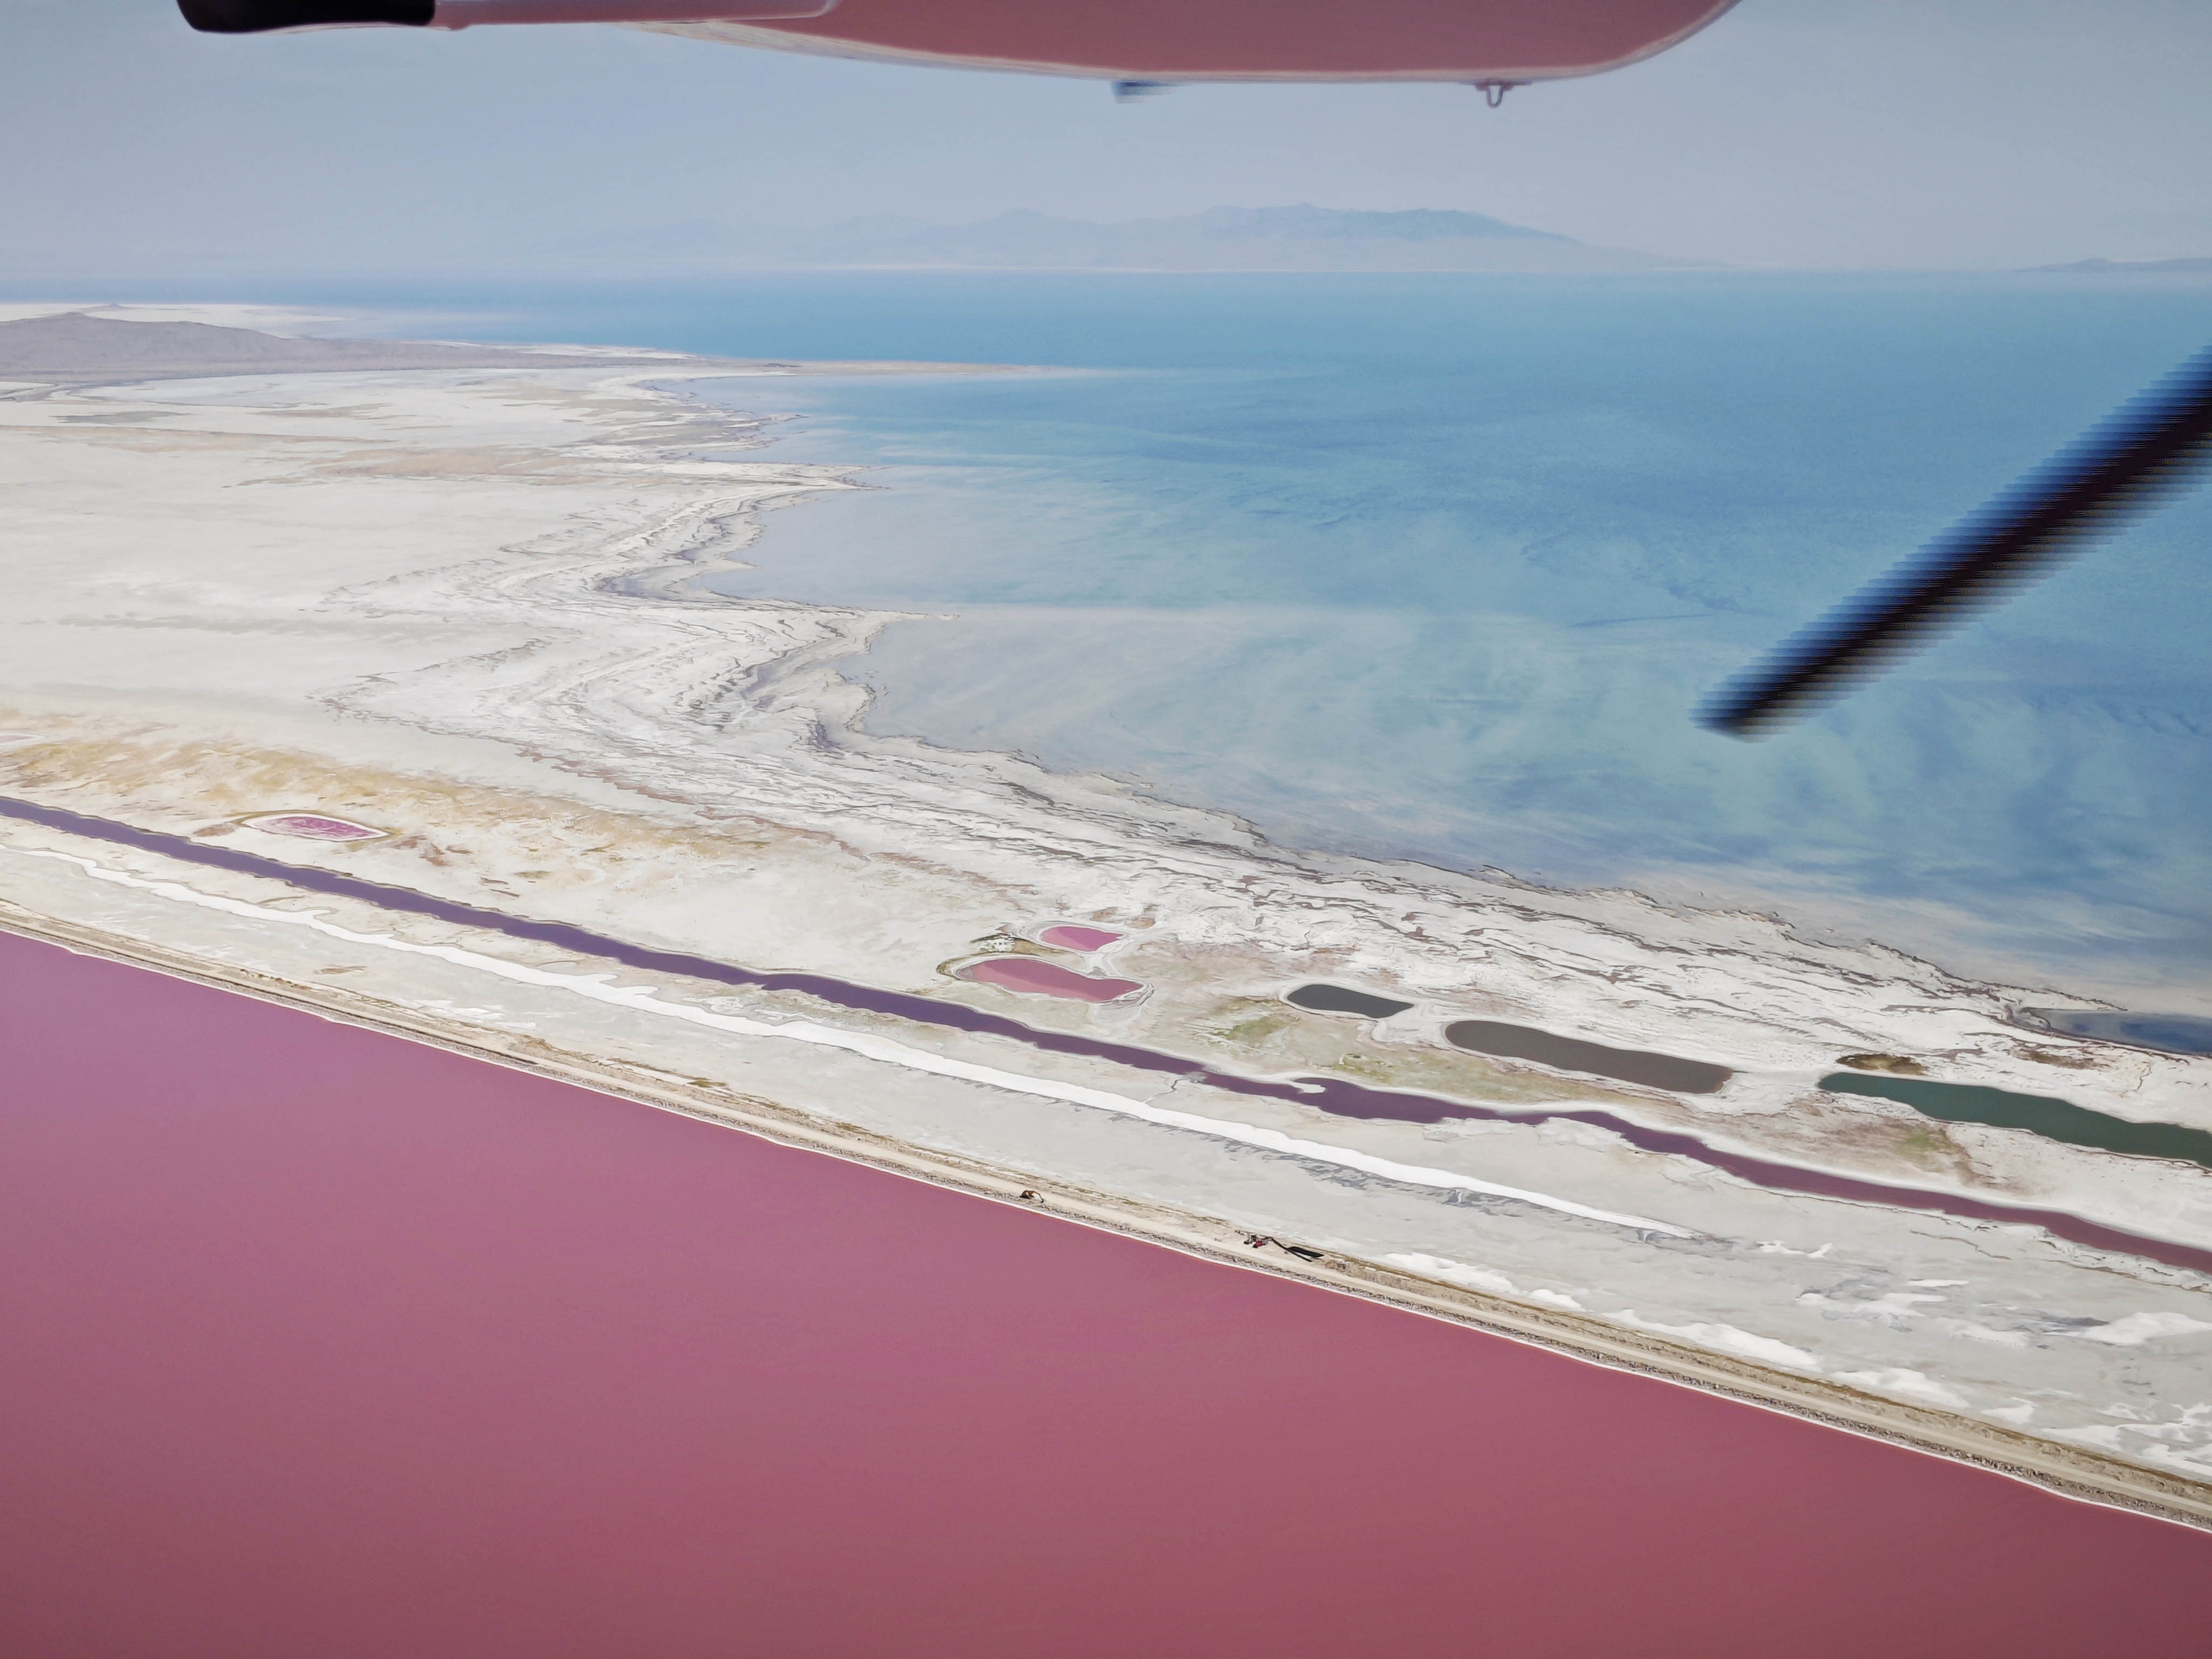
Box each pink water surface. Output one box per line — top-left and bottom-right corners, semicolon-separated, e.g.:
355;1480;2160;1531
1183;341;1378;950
5;929;2212;1659
243;813;382;841
1036;924;1122;953
958;954;1143;1002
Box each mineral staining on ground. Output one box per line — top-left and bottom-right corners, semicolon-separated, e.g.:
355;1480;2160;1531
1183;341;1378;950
1838;1053;1927;1075
4;309;2212;1507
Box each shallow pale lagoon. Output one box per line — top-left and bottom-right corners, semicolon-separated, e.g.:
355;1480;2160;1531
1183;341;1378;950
682;273;2211;1007
60;272;2212;1003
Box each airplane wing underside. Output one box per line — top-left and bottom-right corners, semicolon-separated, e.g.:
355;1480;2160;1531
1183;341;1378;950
180;0;1742;86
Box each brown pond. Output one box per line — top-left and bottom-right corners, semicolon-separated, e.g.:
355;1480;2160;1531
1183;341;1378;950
1445;1019;1733;1094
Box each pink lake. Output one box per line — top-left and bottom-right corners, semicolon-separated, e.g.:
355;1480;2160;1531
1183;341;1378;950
1036;924;1122;953
242;813;383;842
957;955;1143;1002
5;928;2212;1658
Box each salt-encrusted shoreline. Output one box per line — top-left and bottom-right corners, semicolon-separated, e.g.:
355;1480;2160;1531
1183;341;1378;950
3;309;2211;1498
12;786;2212;1276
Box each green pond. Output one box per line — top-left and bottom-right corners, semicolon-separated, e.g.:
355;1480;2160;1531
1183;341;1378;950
1819;1073;2212;1170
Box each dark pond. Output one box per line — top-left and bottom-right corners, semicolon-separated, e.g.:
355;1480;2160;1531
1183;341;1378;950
1286;983;1414;1020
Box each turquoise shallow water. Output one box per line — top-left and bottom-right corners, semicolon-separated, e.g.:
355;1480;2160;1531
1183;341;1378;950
44;272;2212;1002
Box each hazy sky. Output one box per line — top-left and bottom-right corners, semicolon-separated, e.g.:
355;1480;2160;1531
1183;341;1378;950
6;0;2210;276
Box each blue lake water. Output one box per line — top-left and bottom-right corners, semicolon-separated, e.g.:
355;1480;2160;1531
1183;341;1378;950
58;273;2212;1003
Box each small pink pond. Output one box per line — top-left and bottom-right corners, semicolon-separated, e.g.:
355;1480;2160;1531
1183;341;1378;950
9;932;2212;1657
242;813;383;842
957;956;1143;1003
1036;925;1122;953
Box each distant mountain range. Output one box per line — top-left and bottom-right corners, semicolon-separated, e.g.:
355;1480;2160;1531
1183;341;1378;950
2026;255;2212;274
544;205;1688;274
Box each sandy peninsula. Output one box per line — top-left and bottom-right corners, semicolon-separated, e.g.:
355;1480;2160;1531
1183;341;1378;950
3;304;2211;1527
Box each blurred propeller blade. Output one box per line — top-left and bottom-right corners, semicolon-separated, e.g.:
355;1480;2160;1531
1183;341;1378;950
1701;345;2212;739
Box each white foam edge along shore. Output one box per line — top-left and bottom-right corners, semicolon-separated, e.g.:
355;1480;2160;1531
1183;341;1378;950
1;326;2210;1494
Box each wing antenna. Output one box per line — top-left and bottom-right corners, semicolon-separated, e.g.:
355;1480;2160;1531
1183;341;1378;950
1701;345;2212;739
